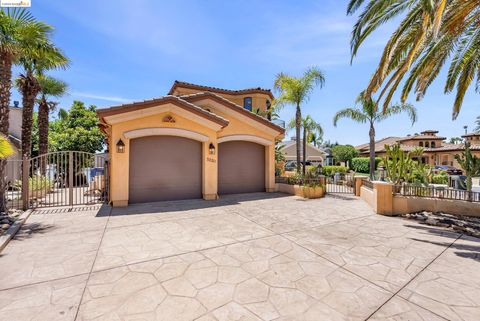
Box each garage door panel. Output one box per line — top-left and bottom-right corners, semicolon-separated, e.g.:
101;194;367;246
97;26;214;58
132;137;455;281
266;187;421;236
218;141;265;194
129;136;202;203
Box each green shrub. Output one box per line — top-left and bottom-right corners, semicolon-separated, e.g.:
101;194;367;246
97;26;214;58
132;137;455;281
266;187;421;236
432;171;448;184
351;157;382;173
322;166;348;176
14;175;54;193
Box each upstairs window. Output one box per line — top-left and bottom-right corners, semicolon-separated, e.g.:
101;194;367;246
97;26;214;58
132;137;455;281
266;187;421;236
431;142;436;148
419;142;423;147
243;97;253;111
425;142;430;148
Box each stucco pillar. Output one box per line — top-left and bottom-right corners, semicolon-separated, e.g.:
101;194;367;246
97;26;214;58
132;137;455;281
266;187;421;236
203;140;218;200
373;181;394;216
355;177;366;197
265;144;275;192
111;129;129;207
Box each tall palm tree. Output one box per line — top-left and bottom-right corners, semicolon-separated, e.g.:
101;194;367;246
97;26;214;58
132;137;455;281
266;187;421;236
16;41;68;159
287;115;323;175
0;9;52;211
333;94;417;179
274;67;325;173
348;0;480;119
36;75;67;156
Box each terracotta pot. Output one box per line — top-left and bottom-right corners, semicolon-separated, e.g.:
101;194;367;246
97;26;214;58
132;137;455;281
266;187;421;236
302;186;324;199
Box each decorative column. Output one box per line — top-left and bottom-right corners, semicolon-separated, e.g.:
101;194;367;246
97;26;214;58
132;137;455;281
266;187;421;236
203;140;218;200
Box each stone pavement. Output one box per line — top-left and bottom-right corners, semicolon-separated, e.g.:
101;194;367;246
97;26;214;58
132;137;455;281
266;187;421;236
0;193;478;321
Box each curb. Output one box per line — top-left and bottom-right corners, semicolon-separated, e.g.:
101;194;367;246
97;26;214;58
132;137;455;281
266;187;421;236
0;209;33;253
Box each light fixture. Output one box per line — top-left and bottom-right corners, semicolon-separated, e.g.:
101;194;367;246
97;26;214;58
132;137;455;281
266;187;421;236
116;139;125;153
209;143;216;155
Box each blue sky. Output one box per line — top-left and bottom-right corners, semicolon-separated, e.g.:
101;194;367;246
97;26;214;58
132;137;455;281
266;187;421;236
12;0;480;145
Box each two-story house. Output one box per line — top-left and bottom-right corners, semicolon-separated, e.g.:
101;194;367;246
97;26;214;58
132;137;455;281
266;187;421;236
98;81;285;206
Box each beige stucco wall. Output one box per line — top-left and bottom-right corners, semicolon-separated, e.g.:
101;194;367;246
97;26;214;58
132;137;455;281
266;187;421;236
360;186;375;208
392;196;480;217
107;100;279;206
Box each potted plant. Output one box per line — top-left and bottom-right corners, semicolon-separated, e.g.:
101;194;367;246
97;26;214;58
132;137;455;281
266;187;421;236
302;179;325;199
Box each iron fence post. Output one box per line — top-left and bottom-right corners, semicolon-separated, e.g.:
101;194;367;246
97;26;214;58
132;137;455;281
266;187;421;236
21;156;29;211
69;151;73;206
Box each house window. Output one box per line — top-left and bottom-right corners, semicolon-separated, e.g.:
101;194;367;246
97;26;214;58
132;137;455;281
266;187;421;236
425;142;430;148
419;142;423;147
243;97;253;111
431;142;436;148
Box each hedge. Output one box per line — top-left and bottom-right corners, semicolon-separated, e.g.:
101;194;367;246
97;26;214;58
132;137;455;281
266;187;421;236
351;157;382;173
322;166;348;176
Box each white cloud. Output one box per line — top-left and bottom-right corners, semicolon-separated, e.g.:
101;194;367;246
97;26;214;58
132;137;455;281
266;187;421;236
71;91;135;103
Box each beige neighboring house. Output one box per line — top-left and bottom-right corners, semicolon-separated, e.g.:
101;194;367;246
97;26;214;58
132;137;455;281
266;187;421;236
6;102;22;184
281;139;327;165
355;130;480;169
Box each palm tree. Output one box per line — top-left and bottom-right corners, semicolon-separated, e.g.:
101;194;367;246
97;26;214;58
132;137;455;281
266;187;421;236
308;131;322;148
287;115;323;175
36;75;67;156
16;41;68;159
0;9;50;211
348;0;480;119
274;67;325;173
333;94;417;179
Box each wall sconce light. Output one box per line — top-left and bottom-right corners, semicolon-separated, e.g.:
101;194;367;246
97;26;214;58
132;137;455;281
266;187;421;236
378;165;386;182
116;139;125;153
209;143;216;155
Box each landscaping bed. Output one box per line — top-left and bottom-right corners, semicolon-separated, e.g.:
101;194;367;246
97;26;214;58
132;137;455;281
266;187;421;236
0;209;23;236
402;211;480;238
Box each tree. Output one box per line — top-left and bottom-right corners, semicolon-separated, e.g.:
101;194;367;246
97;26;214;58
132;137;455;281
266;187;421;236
348;0;480;119
0;9;51;211
48;101;104;153
455;142;480;194
287;115;323;175
307;131;322;147
274;67;325;173
0;135;13;158
449;137;463;144
333;94;417;179
36;75;67;156
332;145;358;166
16;40;68;160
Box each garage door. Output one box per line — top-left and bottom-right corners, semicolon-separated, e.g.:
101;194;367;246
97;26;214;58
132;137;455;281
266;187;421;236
218;141;265;194
129;136;202;203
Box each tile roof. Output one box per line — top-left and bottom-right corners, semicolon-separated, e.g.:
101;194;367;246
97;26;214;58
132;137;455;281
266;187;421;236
398;135;446;141
169;80;275;99
96;95;229;127
355;137;403;153
180;91;285;133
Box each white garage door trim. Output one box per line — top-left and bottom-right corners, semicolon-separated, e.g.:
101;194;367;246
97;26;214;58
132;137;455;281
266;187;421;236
218;135;272;146
124;128;209;142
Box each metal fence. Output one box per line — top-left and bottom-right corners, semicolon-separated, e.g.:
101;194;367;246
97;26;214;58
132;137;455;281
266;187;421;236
275;176;325;186
6;151;109;210
393;184;480;203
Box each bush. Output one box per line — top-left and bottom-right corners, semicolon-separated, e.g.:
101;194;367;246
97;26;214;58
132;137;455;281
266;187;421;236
322;166;348;176
432;171;449;185
351;157;382;173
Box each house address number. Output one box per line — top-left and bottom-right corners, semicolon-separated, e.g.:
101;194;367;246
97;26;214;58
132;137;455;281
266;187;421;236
207;157;216;163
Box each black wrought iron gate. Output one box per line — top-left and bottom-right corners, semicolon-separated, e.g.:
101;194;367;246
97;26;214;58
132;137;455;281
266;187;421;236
5;151;109;209
325;172;356;194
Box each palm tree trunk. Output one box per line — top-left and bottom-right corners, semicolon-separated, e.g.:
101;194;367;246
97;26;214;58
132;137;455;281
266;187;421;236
38;97;49;174
369;122;376;180
302;127;307;176
295;103;301;174
20;74;40;160
0;52;12;213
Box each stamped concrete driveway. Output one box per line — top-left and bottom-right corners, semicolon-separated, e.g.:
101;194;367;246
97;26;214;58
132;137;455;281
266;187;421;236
0;193;479;321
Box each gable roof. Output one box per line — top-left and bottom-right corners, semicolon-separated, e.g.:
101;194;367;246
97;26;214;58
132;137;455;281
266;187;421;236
180;92;285;134
169;80;275;100
97;95;229;127
282;140;327;155
355;137;403;153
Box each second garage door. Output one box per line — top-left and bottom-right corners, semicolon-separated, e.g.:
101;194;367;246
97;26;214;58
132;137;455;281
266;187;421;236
218;141;265;195
129;136;202;203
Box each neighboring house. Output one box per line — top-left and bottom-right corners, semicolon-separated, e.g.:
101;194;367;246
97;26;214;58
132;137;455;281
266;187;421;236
6;102;22;184
281;138;327;165
98;81;285;206
355;130;480;169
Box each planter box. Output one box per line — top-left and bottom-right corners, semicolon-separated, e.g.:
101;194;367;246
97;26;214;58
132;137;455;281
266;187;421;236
276;183;325;199
302;186;324;199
